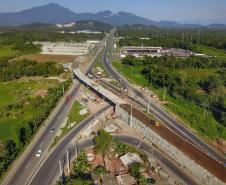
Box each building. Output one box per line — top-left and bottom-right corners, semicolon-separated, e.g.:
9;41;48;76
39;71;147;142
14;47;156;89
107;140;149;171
120;152;142;168
116;174;137;185
120;46;162;58
56;22;76;28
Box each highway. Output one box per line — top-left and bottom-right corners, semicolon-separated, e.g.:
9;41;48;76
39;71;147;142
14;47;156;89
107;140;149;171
29;134;199;185
29;105;111;185
102;29;226;163
1;39;105;185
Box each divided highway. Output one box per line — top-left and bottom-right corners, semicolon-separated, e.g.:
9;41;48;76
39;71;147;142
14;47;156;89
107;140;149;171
103;30;226;163
29;105;111;185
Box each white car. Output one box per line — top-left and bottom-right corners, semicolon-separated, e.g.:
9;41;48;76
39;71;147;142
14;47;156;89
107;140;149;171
36;149;43;158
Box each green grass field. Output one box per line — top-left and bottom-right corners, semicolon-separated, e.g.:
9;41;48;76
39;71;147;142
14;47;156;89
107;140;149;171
0;45;17;58
113;62;226;140
196;45;226;58
69;101;89;123
52;101;89;146
0;79;59;143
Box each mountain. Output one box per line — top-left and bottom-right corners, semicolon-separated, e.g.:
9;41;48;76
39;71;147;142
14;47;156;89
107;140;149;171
206;23;226;29
0;3;225;28
0;3;76;26
0;21;112;32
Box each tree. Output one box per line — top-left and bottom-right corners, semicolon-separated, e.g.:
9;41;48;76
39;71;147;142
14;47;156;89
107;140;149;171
94;130;113;155
18;127;27;145
129;163;142;178
0;140;6;159
5;139;17;157
93;165;107;175
73;151;90;178
28;121;35;135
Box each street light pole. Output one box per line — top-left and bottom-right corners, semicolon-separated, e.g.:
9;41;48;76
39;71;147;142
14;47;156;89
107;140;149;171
147;94;150;114
130;104;133;128
62;82;65;94
59;160;62;180
67;150;70;175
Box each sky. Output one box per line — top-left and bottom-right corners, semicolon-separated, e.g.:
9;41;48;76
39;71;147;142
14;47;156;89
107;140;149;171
0;0;226;24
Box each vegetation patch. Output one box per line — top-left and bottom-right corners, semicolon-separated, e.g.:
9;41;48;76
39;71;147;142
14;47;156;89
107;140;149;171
113;56;226;140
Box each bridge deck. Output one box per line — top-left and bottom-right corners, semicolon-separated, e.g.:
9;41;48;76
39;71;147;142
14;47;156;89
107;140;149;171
73;69;125;105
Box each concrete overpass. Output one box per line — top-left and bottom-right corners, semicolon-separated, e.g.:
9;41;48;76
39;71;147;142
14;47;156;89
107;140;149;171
73;68;125;106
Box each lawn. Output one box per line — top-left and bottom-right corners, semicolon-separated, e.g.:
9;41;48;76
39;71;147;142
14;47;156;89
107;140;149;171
69;101;89;124
196;45;226;58
0;79;59;143
113;61;226;140
52;101;89;146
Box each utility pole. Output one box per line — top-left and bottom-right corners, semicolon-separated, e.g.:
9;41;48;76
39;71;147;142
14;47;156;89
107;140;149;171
131;66;134;81
67;150;70;175
75;142;78;158
130;104;133;128
59;160;62;180
147;94;150;114
203;100;209;119
197;29;201;46
62;82;64;94
163;86;166;101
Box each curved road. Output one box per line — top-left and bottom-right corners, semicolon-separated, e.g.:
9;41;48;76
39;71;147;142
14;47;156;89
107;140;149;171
103;30;226;163
30;134;199;185
29;105;111;185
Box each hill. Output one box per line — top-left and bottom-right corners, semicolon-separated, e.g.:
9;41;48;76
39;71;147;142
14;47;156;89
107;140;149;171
0;3;226;28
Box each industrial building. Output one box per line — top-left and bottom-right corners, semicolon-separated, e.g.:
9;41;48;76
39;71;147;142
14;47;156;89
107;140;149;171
120;46;162;58
120;46;204;58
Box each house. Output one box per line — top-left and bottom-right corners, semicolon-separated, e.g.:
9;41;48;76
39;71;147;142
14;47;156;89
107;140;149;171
116;174;137;185
101;173;118;185
120;153;142;168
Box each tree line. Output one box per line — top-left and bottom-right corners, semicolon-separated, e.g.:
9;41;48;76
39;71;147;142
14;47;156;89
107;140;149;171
122;55;226;128
117;27;226;51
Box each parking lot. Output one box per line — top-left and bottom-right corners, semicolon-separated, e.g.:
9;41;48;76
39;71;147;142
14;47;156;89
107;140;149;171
37;42;95;56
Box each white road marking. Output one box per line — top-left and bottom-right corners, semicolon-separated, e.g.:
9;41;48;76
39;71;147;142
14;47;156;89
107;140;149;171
26;161;31;168
40;142;44;147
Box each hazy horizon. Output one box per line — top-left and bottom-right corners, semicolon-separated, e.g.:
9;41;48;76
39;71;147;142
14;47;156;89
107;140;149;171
0;0;226;25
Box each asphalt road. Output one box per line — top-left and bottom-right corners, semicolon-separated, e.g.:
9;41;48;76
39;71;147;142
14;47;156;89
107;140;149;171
29;134;199;185
103;30;226;163
29;105;111;185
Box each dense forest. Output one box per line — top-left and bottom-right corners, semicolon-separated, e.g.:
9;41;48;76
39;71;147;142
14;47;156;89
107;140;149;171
0;31;105;44
121;55;226;128
117;27;226;56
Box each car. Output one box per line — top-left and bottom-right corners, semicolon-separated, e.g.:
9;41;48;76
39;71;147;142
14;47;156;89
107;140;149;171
35;149;43;158
65;95;71;102
50;128;55;133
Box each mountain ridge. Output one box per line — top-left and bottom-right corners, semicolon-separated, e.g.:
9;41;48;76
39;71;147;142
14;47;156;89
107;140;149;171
0;3;225;28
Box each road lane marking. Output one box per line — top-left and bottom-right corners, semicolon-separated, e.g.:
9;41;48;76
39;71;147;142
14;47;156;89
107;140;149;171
26;161;31;168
